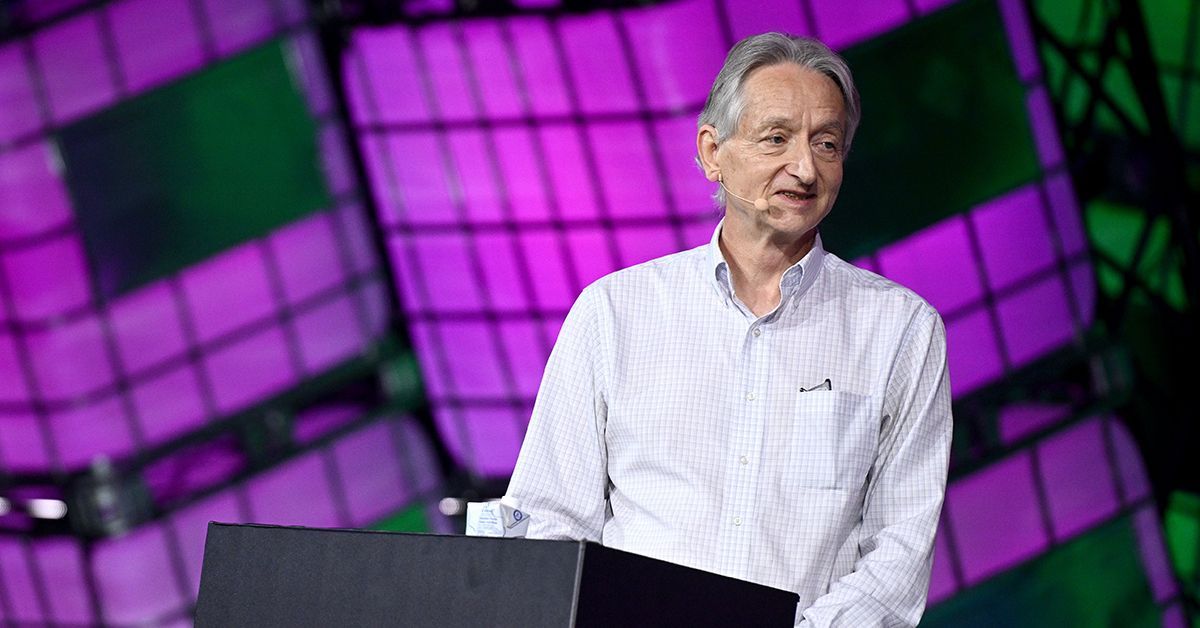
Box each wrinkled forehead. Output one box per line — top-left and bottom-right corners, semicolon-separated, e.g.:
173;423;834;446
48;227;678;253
737;63;848;132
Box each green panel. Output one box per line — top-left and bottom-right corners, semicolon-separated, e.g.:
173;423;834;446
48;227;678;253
823;0;1040;258
60;42;331;299
1166;491;1200;585
923;516;1162;627
1085;200;1187;309
371;503;432;533
1141;0;1195;69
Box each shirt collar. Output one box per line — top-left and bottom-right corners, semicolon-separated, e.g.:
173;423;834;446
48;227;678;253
707;219;826;309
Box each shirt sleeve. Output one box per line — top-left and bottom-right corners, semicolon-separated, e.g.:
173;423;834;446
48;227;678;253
799;308;953;627
504;285;610;542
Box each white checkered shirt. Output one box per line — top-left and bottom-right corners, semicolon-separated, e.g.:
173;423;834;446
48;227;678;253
507;223;952;627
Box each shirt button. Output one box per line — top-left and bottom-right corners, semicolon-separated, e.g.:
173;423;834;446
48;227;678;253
752;327;761;337
733;516;742;526
739;455;749;465
746;392;757;401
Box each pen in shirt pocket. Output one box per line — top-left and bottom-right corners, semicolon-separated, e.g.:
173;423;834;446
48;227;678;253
799;378;832;392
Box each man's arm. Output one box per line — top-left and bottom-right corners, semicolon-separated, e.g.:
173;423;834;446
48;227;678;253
505;285;610;541
800;308;953;628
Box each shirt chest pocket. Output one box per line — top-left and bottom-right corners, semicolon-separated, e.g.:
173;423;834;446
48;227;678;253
785;391;880;491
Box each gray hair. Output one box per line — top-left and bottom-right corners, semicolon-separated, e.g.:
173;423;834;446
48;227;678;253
698;33;861;205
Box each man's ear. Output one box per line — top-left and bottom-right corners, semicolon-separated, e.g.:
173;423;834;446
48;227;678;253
697;124;721;182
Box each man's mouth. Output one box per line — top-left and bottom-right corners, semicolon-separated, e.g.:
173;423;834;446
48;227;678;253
776;190;815;201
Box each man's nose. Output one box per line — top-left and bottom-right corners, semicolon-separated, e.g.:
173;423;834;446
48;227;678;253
785;141;817;186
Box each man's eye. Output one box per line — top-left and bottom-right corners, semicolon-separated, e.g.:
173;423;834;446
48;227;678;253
767;135;786;145
815;141;841;154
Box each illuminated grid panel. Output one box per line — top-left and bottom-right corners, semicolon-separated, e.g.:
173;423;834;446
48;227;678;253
0;0;391;474
922;411;1186;625
0;413;447;626
344;0;1096;476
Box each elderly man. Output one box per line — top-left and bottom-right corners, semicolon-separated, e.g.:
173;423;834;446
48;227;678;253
505;32;952;627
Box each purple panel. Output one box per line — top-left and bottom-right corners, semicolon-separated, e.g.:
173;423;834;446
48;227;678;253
200;0;277;57
345;28;431;125
0;44;43;143
851;254;879;274
169;487;244;596
439;320;509;398
1110;418;1152;502
396;417;443;494
3;235;91;321
724;0;810;41
32;13;117;123
997;402;1069;444
51;395;135;469
246;453;341;528
357;277;391;338
446;128;504;224
654;116;719;215
108;282;188;375
559;13;638;114
622;0;726;111
331;421;407;524
1026;86;1064;168
0;142;74;240
410;232;484;313
0;538;43;622
0;412;50;472
587;120;668;219
109;0;205;94
406;322;447;400
337;202;382;276
615;224;678;267
808;0;911;49
1133;506;1178;603
473;232;532;313
877;215;982;315
538;122;602;221
143;436;244;505
276;0;309;26
927;521;957;604
682;219;717;250
417;24;477;122
35;538;92;623
319;123;355;197
499;319;549;399
915;0;960;13
1037;418;1119;539
181;244;277;343
0;142;74;243
93;524;183;624
520;230;576;310
462;21;523;119
359;135;403;227
508;17;572;117
269;213;345;305
131;365;208;443
292;294;364;373
1045;172;1087;257
998;0;1041;82
1164;604;1188;628
947;452;1049;583
971;185;1055;291
464;405;526;476
293;403;361;444
0;332;29;402
203;326;297;415
385;132;458;225
1070;261;1096;327
494;126;551;223
26;314;115;401
565;228;619;290
431;405;469;473
997;275;1075;366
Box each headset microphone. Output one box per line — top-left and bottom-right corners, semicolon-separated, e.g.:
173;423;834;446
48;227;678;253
718;176;770;211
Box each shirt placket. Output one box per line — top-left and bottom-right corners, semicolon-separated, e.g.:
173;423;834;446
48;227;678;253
717;313;770;581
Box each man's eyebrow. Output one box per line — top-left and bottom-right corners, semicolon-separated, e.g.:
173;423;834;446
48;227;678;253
754;117;796;131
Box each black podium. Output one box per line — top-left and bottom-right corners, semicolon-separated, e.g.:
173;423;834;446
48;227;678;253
195;522;799;627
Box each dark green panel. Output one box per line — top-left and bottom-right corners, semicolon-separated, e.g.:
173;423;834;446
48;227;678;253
371;503;432;533
923;516;1162;627
60;42;331;299
823;0;1040;258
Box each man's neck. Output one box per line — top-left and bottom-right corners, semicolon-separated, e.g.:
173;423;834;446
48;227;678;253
719;215;816;317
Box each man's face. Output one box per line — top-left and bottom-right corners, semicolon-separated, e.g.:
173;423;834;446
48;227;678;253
701;63;848;244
